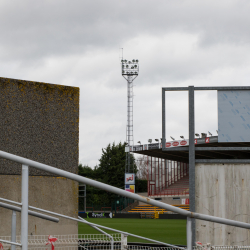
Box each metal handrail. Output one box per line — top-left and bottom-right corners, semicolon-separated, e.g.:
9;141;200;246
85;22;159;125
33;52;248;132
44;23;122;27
1;149;250;250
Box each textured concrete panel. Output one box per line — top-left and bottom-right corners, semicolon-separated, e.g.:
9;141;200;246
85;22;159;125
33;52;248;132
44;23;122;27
0;77;79;176
218;90;250;142
0;77;79;237
0;175;78;236
196;163;250;245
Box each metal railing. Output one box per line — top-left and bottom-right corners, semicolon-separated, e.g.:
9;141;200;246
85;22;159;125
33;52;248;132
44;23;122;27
1;149;250;250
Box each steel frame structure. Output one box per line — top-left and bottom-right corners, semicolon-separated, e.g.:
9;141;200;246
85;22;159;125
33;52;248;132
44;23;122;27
162;86;250;247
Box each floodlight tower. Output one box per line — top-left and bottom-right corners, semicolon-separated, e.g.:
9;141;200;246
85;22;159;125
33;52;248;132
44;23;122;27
121;59;139;173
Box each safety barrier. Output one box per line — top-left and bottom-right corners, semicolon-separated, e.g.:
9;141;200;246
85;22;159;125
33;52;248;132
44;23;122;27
1;149;250;250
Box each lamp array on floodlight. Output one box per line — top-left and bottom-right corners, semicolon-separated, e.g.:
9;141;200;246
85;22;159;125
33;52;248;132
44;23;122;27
121;59;139;76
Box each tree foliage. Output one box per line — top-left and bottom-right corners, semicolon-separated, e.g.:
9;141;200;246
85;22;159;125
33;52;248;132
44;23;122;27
78;142;137;206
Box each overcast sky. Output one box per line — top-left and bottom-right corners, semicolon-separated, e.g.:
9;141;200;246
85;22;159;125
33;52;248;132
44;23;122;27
1;0;250;167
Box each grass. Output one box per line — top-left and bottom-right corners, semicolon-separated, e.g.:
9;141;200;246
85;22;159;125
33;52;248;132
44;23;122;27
78;218;186;245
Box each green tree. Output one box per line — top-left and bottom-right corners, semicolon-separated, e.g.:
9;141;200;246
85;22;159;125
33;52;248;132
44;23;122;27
97;141;137;204
78;164;95;179
98;142;137;188
78;142;137;206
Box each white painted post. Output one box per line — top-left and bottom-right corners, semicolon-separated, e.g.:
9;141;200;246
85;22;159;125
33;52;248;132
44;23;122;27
121;233;128;250
187;217;192;250
21;165;29;250
11;210;16;250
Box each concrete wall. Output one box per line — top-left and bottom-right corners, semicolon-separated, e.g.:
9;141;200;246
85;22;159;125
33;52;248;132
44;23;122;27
196;163;250;246
0;77;79;175
0;77;79;236
0;176;78;235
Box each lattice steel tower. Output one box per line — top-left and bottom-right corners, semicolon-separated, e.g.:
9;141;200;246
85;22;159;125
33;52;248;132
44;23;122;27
121;59;139;173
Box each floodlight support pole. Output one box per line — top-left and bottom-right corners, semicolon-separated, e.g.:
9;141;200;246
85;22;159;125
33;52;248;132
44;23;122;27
21;165;29;250
11;211;16;250
126;75;134;173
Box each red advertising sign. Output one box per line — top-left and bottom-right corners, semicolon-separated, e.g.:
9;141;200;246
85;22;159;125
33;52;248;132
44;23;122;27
172;141;179;147
180;140;187;146
194;139;197;144
205;137;210;143
166;142;171;147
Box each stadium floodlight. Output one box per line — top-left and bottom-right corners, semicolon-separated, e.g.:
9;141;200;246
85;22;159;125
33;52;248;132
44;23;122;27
170;136;175;141
121;58;139;77
180;136;185;139
121;58;139;173
155;139;159;142
208;131;212;136
148;139;152;143
137;141;141;145
201;133;207;138
195;133;200;138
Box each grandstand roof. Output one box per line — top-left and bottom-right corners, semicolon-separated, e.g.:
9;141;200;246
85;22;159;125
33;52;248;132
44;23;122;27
129;136;250;163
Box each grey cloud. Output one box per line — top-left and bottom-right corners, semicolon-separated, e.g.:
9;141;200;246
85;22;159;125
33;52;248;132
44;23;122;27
0;0;250;62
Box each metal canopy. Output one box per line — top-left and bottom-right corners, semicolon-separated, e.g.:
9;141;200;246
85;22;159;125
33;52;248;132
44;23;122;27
131;136;250;163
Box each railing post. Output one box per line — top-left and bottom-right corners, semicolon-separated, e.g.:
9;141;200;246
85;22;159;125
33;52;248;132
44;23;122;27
11;211;16;250
121;233;128;250
21;164;29;250
187;217;192;250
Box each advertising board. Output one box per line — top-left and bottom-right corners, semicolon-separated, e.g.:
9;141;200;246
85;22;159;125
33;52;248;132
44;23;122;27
125;184;135;193
125;173;135;184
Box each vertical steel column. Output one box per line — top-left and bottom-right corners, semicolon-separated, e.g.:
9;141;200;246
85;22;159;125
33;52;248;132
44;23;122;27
165;160;168;188
187;217;192;250
11;211;16;250
188;86;195;246
162;88;166;151
169;161;171;185
147;156;149;195
158;157;160;192
174;161;176;182
21;165;29;250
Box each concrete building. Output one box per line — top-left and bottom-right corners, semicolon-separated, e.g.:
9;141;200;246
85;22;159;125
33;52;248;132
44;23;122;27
0;77;79;236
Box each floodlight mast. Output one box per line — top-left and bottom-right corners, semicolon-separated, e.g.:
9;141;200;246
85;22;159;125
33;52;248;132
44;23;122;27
121;59;139;173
